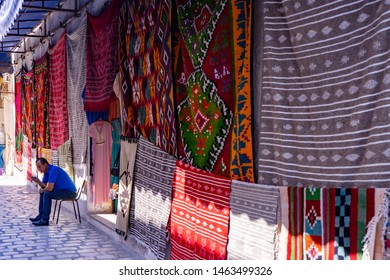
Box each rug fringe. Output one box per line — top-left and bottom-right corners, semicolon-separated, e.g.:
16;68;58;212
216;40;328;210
362;189;390;260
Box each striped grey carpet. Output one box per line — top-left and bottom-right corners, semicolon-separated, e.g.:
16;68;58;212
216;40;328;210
129;136;176;260
255;1;390;188
227;180;279;260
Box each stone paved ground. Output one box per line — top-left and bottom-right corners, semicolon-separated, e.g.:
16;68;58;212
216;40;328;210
0;177;145;260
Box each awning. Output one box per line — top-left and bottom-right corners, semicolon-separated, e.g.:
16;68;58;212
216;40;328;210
0;0;24;41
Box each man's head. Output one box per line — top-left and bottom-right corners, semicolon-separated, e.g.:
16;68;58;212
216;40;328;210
36;157;49;173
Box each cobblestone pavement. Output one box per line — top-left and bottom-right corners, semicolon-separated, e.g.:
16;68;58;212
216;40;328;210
0;177;145;260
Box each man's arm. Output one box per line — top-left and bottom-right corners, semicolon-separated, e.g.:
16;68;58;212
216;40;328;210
31;177;53;192
44;183;54;192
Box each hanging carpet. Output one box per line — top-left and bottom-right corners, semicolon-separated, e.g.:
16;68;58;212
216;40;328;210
129;136;176;260
256;1;390;188
34;54;50;149
173;0;254;181
14;71;23;168
66;16;89;164
85;0;119;112
115;136;138;239
227;181;279;260
169;161;231;260
281;186;378;260
22;68;35;144
48;32;69;149
118;0;177;155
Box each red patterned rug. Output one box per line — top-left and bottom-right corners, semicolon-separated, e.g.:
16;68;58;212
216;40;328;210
48;32;69;149
169;161;231;260
85;0;119;112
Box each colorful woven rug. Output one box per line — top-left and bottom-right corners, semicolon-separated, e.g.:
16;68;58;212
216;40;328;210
383;189;390;260
227;181;279;260
255;1;390;188
118;0;177;156
129;136;176;260
34;53;50;149
281;187;377;260
115;137;138;239
85;0;119;112
230;0;254;182
66;15;89;164
14;71;23;168
22;68;35;144
173;0;254;181
169;161;231;260
48;32;69;149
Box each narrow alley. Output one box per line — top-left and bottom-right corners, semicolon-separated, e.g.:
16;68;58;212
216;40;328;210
0;175;144;260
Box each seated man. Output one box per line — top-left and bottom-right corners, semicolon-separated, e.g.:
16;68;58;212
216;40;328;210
30;157;77;226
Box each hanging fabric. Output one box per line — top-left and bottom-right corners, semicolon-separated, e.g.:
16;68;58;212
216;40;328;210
48;32;69;149
169;161;231;260
66;15;89;164
85;0;119;112
22;68;35;144
255;1;390;188
280;186;379;260
14;71;23;169
129;136;176;260
227;181;280;260
172;0;254;181
34;54;51;149
88;120;113;205
115;136;138;239
118;0;177;156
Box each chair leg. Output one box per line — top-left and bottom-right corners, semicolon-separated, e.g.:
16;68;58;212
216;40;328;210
53;200;58;221
72;201;77;220
76;201;81;223
56;201;63;225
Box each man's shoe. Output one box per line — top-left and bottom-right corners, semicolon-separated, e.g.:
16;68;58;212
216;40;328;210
29;216;41;222
32;219;49;226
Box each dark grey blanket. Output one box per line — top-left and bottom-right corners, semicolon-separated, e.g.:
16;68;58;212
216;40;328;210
255;0;390;188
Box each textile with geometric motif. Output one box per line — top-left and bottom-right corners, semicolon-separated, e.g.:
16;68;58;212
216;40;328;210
283;187;376;260
169;161;231;260
118;0;177;156
34;54;50;149
227;181;279;260
129;136;176;260
66;16;89;164
14;71;23;168
85;0;119;112
173;0;254;181
230;0;254;182
256;1;390;188
48;32;69;149
22;68;35;144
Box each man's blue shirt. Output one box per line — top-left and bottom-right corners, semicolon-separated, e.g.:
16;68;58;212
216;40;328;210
42;165;76;192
